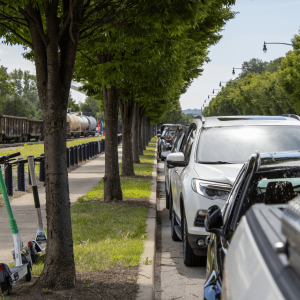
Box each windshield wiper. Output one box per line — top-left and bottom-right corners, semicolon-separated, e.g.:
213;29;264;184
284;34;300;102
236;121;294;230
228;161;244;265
198;161;234;164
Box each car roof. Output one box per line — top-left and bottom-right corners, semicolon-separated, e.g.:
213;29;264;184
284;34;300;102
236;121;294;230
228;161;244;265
193;115;300;128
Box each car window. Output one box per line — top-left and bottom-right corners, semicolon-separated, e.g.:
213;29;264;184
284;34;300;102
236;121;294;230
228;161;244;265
176;132;185;152
197;125;300;164
182;125;197;162
171;131;183;152
232;168;300;230
222;165;246;226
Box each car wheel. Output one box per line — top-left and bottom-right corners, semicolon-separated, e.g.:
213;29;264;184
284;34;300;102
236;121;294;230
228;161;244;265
165;182;169;209
183;210;197;267
171;208;180;241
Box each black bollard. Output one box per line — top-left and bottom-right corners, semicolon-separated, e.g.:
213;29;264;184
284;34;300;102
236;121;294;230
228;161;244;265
74;146;78;165
28;163;32;185
86;143;89;160
78;145;82;162
17;158;25;191
70;146;74;166
82;144;86;161
66;147;70;168
39;154;45;182
103;139;105;151
5;162;13;196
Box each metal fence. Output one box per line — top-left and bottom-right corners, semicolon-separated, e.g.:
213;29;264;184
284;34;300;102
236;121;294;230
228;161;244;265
3;136;122;196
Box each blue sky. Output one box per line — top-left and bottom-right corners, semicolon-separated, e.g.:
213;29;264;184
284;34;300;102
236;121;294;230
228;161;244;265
180;0;300;110
0;0;299;107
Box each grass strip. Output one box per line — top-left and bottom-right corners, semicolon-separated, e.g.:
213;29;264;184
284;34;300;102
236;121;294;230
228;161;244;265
32;202;148;275
78;177;152;202
0;136;104;158
118;163;153;176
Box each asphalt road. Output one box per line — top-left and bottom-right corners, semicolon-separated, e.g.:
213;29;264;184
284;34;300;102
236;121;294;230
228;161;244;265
154;160;206;300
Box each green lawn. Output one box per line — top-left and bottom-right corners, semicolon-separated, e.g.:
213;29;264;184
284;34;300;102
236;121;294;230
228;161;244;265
32;202;148;274
0;136;104;158
78;177;152;202
31;136;156;275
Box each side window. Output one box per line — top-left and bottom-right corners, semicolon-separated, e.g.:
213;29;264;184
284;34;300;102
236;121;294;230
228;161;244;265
176;132;184;152
181;125;196;160
184;126;197;161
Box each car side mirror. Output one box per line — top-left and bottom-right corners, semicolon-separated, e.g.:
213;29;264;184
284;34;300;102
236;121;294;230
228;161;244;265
157;134;161;137
166;152;188;168
204;205;223;235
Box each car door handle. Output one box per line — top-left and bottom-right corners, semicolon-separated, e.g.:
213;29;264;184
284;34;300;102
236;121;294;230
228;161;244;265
175;168;178;173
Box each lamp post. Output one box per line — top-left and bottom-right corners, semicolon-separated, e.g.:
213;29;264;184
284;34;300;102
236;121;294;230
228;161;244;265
263;41;293;53
232;67;262;75
212;89;221;94
208;95;215;99
219;81;227;87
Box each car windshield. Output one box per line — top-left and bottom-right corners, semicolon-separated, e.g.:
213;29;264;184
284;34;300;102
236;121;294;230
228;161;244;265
198;126;300;164
235;167;300;226
167;130;176;138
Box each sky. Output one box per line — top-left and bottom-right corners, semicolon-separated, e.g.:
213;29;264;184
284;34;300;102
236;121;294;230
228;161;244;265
0;0;299;107
180;0;300;110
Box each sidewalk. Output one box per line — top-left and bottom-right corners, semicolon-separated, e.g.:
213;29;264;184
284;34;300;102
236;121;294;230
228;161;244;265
0;146;122;263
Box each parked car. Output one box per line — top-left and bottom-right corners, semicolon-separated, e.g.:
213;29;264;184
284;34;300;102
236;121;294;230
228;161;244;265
161;126;189;214
204;150;300;300
221;201;300;300
158;124;181;158
167;115;300;266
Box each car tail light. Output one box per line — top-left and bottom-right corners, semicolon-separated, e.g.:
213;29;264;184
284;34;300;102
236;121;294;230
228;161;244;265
0;264;2;272
166;138;171;142
28;242;32;247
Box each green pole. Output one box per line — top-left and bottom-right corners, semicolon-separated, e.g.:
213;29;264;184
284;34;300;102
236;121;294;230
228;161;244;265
0;166;18;234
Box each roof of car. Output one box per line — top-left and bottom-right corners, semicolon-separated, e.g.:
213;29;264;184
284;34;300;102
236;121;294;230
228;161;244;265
193;115;300;127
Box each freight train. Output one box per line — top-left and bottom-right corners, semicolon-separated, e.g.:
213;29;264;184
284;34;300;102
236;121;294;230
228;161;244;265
66;112;97;138
0;112;97;143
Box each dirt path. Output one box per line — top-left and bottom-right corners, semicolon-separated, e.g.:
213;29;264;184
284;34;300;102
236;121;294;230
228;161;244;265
154;161;206;300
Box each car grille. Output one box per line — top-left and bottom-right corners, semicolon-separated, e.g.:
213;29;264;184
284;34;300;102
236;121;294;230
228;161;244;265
194;215;205;227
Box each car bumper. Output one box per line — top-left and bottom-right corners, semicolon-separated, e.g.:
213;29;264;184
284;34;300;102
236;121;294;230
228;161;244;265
186;192;226;235
187;233;208;256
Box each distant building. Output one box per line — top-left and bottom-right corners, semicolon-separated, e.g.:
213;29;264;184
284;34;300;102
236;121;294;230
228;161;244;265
182;108;203;116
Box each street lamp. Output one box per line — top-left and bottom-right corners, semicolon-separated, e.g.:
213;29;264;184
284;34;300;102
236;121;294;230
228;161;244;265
213;89;221;94
263;41;293;53
208;95;215;99
232;67;262;75
219;81;227;87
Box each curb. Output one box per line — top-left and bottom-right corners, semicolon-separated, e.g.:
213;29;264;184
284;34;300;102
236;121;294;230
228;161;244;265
136;139;158;300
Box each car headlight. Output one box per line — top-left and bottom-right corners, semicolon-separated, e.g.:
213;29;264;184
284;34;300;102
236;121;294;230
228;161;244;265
191;179;231;200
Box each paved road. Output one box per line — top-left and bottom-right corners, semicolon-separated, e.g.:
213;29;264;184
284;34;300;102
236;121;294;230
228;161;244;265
0;147;122;263
154;161;206;300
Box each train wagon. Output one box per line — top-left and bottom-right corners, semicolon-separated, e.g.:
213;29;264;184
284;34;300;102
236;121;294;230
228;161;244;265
27;119;43;141
66;112;97;137
0;115;43;143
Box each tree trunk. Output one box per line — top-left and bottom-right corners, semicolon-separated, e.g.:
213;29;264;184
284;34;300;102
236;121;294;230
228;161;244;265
138;111;143;155
132;103;140;163
142;117;146;150
40;108;75;289
120;98;135;176
103;85;123;201
25;2;81;288
141;116;144;151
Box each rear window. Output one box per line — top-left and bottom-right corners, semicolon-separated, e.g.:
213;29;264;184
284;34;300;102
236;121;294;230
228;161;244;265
198;126;300;164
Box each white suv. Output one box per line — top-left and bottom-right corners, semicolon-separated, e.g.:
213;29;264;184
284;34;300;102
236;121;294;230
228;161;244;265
167;115;300;266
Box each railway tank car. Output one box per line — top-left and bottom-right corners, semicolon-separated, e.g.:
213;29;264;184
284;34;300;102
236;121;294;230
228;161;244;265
66;112;97;137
